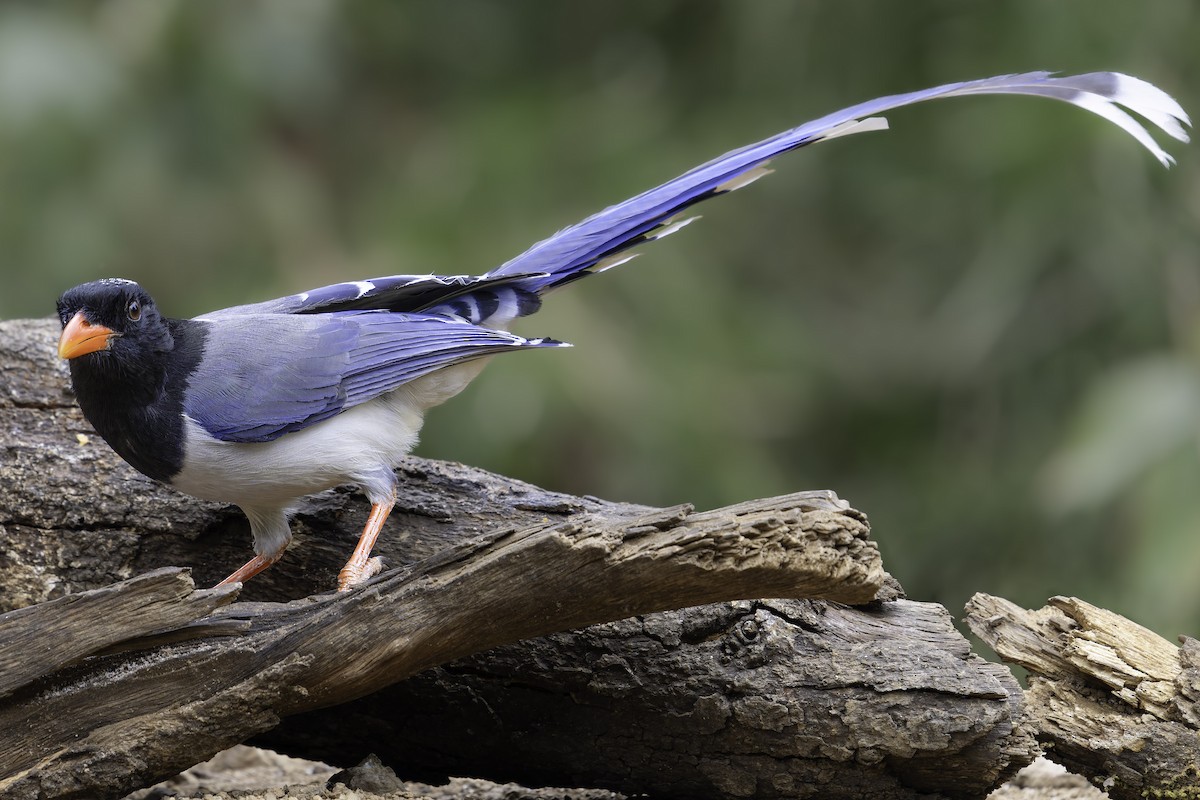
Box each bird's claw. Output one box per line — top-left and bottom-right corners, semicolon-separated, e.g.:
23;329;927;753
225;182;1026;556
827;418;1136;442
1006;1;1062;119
337;555;384;592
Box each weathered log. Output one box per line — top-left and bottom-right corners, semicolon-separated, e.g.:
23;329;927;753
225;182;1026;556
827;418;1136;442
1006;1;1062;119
965;594;1200;799
1;317;1037;799
2;482;891;800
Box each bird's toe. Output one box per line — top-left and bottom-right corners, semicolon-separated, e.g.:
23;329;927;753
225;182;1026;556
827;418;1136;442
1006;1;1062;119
337;555;385;592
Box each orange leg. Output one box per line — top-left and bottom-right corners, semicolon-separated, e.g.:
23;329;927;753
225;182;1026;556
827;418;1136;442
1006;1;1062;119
337;493;395;592
215;550;284;587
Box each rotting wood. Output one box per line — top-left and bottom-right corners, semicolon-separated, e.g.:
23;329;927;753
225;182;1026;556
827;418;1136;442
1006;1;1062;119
965;593;1200;800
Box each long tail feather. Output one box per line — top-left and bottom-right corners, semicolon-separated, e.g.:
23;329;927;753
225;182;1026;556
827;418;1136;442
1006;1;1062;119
486;71;1189;298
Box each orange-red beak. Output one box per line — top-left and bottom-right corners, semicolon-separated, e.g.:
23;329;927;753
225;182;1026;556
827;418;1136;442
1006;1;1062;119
58;311;117;359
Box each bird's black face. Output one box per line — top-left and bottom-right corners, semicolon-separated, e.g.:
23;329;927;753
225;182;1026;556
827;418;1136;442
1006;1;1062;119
56;278;170;370
55;278;191;483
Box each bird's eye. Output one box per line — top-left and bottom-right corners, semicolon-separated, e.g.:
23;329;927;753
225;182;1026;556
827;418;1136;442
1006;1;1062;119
127;300;141;321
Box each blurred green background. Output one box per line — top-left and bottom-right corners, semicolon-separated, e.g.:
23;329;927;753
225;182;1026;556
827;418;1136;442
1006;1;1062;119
1;1;1197;636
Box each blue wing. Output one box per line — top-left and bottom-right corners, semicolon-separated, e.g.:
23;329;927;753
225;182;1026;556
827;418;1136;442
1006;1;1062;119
184;311;566;443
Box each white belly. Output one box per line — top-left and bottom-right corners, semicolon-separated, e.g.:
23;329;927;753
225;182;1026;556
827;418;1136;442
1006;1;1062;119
172;391;424;509
170;359;490;510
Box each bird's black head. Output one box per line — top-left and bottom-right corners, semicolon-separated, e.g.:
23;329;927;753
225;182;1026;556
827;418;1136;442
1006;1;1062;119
56;278;206;483
56;278;174;384
57;278;162;357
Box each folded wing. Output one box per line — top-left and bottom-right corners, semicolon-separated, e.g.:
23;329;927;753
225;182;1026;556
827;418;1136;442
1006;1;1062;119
185;312;565;443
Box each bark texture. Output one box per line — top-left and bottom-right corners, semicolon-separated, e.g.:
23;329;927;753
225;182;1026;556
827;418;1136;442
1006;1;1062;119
258;598;1032;799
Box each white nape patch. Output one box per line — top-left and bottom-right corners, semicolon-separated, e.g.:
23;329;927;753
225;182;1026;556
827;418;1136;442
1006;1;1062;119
592;252;640;274
353;280;376;298
818;116;890;142
716;165;774;193
98;277;138;287
650;215;701;241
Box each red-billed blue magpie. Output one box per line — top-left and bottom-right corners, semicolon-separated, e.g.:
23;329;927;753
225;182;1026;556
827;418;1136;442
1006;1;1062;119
56;72;1189;591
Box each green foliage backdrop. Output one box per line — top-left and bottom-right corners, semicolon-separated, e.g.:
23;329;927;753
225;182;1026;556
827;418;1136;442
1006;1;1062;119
2;1;1197;635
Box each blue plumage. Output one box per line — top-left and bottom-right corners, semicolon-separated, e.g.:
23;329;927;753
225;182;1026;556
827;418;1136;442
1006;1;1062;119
179;71;1190;451
185;311;564;443
55;70;1189;591
186;71;1191;446
207;72;1188;356
486;71;1188;294
214;271;547;318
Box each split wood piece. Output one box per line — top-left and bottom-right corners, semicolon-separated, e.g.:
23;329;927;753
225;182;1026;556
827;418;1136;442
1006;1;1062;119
965;593;1200;800
0;568;238;698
